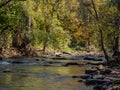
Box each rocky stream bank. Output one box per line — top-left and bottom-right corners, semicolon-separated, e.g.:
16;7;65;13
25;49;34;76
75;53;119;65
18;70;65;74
0;51;120;90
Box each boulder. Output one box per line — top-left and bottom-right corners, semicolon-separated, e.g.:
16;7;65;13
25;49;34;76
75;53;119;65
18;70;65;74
35;58;40;61
84;57;95;60
78;80;84;82
86;79;111;85
111;86;120;90
10;61;25;64
93;85;106;90
85;69;98;75
108;78;120;84
87;62;105;65
3;69;13;73
97;64;105;71
84;55;104;61
94;75;104;80
72;74;91;79
80;74;92;79
100;69;112;75
63;62;80;66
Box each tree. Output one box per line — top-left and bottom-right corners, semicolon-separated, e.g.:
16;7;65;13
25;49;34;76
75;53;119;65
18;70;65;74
0;0;12;8
108;0;120;62
21;0;70;53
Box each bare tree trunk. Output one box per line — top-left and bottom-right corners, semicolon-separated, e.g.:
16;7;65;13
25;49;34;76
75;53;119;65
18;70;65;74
20;16;32;56
27;16;31;31
42;24;50;53
91;0;109;62
113;37;119;60
99;29;109;62
42;41;48;53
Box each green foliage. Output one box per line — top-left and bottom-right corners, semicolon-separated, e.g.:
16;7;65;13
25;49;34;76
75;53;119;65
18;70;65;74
0;1;26;49
0;0;119;54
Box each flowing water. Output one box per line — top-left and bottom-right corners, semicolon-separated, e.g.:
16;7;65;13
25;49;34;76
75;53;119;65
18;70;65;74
0;57;93;90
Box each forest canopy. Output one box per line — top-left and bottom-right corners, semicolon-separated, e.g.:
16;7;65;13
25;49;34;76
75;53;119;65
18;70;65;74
0;0;119;62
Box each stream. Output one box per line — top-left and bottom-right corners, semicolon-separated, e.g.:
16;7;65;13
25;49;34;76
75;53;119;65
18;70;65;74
0;57;93;90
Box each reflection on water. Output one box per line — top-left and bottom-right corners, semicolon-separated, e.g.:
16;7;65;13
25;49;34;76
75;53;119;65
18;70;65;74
0;59;93;90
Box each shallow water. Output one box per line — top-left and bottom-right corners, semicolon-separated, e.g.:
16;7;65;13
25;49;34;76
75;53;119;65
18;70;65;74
0;58;93;90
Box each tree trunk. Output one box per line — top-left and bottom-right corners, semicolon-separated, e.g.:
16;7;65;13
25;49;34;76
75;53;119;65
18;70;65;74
99;29;109;62
27;16;31;32
91;0;109;62
42;25;50;53
42;41;48;53
113;36;120;62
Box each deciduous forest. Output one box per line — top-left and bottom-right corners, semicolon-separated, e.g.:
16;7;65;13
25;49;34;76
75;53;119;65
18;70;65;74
0;0;120;90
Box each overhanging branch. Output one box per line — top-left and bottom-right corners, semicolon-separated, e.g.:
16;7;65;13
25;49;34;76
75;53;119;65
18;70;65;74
0;0;12;8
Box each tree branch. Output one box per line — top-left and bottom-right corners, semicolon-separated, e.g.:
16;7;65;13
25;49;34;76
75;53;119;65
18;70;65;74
0;0;12;8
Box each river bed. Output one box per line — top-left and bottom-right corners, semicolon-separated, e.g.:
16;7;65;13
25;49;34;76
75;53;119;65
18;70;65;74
0;57;93;90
